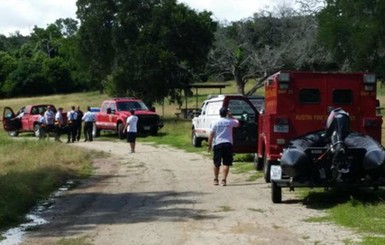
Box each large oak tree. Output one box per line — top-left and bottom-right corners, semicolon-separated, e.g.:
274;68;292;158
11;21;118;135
76;0;217;106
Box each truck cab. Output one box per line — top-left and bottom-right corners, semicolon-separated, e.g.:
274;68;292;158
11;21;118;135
257;71;382;182
94;98;163;139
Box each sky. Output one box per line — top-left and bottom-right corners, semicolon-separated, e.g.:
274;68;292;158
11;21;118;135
0;0;290;36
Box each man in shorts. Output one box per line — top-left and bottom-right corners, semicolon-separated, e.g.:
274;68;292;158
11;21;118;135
207;107;240;186
123;109;138;153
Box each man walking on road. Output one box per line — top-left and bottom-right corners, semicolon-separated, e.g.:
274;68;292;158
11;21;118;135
207;107;239;186
123;109;138;153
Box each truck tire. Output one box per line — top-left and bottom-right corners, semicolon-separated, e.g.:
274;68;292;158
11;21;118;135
34;124;41;138
150;128;158;136
117;123;125;139
263;153;271;183
271;181;282;203
192;129;202;147
92;124;100;137
253;154;263;171
8;130;19;137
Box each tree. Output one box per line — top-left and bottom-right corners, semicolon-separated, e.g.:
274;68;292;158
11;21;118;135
209;4;330;95
318;0;385;76
76;0;216;106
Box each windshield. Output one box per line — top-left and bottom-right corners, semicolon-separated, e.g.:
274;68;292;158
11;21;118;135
117;101;149;111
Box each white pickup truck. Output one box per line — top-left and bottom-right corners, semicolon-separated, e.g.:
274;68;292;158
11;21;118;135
191;94;259;153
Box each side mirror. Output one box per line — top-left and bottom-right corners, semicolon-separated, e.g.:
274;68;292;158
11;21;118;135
150;106;156;112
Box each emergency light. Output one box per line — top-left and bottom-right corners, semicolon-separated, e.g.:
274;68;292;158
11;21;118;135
278;72;290;89
363;74;376;84
363;74;376;91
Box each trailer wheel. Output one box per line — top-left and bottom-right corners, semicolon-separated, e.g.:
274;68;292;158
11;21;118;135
271;181;282;203
263;153;271;183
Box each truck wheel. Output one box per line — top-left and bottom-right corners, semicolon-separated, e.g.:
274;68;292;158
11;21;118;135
92;124;100;137
8;130;19;137
117;123;125;139
192;130;202;147
34;124;41;138
271;181;282;203
253;154;263;171
150;128;158;136
263;153;271;183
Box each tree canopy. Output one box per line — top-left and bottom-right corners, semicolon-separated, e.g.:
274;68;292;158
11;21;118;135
76;0;217;106
318;0;385;77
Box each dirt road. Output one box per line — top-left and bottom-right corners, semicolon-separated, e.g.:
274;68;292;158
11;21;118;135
20;141;361;245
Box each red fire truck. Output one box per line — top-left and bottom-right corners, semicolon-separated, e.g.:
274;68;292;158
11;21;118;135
256;71;383;191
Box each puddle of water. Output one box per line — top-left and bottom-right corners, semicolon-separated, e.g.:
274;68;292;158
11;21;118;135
0;214;48;245
0;180;76;245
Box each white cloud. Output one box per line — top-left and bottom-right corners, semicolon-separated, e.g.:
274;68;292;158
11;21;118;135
0;0;295;36
179;0;265;21
0;0;77;36
179;0;292;22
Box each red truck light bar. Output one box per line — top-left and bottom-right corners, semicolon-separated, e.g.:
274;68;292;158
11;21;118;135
112;97;137;101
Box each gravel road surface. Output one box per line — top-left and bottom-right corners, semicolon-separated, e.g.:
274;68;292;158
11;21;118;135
19;141;361;245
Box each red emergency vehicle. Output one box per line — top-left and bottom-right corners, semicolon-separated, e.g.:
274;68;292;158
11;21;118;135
256;71;382;183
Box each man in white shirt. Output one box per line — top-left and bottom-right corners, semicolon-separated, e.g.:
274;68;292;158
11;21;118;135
54;107;64;142
82;106;96;142
208;107;239;186
123;109;138;153
44;105;55;134
66;106;78;143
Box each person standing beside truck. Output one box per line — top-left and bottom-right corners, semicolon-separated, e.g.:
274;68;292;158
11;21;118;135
75;106;83;141
54;107;64;142
207;107;240;186
37;111;47;140
66;106;78;143
44;105;55;135
82;106;96;142
123;109;138;153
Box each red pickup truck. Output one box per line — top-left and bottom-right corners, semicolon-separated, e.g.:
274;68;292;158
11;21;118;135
2;104;65;137
93;98;163;139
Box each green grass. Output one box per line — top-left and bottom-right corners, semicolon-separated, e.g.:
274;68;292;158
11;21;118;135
0;130;99;229
298;188;385;241
138;118;202;152
56;236;92;245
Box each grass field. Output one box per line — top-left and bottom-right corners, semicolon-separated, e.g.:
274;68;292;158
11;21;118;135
1;81;385;243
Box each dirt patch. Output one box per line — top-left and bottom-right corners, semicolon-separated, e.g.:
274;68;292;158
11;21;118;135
20;141;361;245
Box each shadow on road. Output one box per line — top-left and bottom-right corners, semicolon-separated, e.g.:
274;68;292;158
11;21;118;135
31;188;219;238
